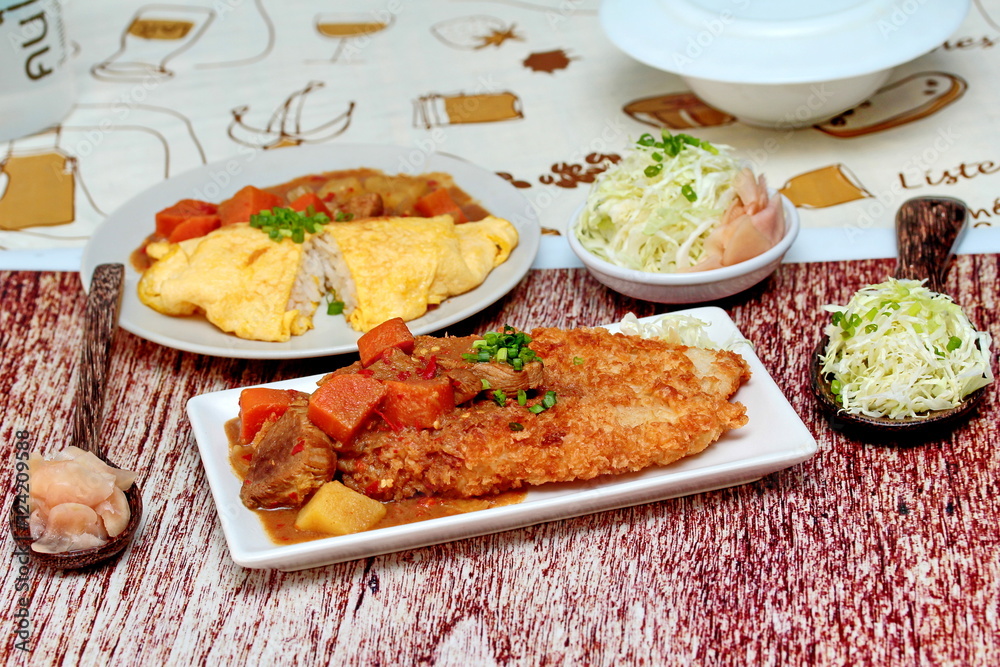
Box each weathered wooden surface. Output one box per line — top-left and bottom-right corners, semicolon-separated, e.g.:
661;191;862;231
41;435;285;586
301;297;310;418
1;258;998;666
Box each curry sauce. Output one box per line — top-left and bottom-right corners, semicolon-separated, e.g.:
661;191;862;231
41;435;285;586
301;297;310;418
225;418;526;545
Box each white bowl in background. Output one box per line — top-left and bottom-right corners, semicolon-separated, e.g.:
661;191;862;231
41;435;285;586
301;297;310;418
600;0;970;127
683;71;892;128
568;194;800;303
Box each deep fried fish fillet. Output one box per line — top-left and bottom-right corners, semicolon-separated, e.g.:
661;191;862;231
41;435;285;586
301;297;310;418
337;327;751;501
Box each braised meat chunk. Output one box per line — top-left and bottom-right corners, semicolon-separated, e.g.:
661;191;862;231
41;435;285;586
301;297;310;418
240;399;337;510
339;192;384;220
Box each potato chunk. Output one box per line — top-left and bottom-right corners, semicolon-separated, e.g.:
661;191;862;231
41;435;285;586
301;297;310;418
294;481;386;536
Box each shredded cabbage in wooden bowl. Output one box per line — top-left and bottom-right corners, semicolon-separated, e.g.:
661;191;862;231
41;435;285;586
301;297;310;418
819;278;993;420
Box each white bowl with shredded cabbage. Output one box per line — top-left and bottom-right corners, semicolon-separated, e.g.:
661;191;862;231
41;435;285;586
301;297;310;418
569;131;799;303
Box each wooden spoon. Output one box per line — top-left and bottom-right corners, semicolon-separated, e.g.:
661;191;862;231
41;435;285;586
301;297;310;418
8;263;143;568
812;196;987;436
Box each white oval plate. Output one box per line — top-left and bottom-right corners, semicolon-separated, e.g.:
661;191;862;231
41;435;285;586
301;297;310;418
82;144;540;359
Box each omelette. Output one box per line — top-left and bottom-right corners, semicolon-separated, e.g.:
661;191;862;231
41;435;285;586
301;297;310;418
322;215;518;332
137;215;519;341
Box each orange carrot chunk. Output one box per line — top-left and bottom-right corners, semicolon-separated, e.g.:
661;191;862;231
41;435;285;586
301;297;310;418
288;192;332;217
238;387;295;445
217;186;285;226
155;199;219;238
308;374;386;443
167;214;221;243
357;317;415;368
380;378;454;431
414;188;468;223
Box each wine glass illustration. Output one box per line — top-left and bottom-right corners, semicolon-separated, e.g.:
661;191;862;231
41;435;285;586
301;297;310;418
91;4;215;82
312;12;394;63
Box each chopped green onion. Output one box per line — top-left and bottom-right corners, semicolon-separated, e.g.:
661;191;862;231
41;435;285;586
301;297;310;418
527;404;545;414
573;356;584;365
250;206;330;243
492;390;507;406
464;326;541;370
644;164;663;178
326;300;344;315
517;389;527;406
480;379;492;390
680;184;697;202
542;391;557;409
509;422;524;432
947;336;962;352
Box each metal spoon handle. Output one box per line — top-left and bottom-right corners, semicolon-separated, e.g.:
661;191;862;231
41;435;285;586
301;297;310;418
894;196;968;293
71;263;125;458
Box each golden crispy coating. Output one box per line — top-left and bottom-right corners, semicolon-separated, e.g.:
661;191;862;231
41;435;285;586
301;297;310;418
338;327;751;500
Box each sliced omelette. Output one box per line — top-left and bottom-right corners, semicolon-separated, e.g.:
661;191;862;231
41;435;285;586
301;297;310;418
323;215;518;332
138;224;316;342
137;215;519;341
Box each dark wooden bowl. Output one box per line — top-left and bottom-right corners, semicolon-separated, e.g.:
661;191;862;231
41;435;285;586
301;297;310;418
9;463;143;570
812;336;986;440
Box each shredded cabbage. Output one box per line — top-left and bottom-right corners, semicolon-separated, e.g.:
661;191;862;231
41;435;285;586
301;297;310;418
618;312;751;351
820;278;993;419
575;132;742;272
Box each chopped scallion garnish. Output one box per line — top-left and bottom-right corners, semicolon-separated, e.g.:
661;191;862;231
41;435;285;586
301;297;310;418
250;206;330;243
462;325;541;369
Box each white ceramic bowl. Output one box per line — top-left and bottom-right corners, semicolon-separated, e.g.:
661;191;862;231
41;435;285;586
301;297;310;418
568;195;800;303
600;0;970;127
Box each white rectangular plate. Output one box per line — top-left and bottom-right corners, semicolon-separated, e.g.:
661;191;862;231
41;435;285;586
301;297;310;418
188;307;818;570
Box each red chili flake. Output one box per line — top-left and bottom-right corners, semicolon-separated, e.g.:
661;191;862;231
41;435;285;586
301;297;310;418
416;497;441;508
364;482;380;496
374;407;403;433
358;368;374;377
243;478;250;485
288;491;298;503
397;371;411;381
381;349;394;364
323;192;336;201
427;180;438;187
290;439;305;455
419;355;438;379
242;453;253;462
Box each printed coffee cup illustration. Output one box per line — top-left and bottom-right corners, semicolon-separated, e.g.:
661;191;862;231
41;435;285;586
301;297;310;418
815;72;967;139
0;131;76;230
624;92;735;129
414;91;523;129
779;164;872;209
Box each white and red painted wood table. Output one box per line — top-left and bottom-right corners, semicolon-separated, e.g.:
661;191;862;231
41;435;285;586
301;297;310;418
2;256;997;665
